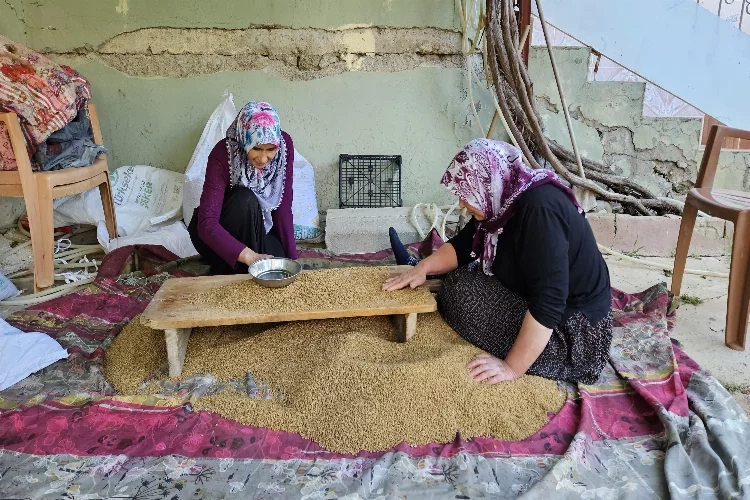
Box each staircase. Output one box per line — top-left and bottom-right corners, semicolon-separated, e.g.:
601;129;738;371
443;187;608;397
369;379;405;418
534;0;750;131
530;44;750;200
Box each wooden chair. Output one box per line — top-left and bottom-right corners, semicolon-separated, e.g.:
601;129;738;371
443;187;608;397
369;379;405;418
0;104;117;291
672;124;750;350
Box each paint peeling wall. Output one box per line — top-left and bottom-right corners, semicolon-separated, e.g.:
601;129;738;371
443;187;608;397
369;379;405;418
0;0;497;217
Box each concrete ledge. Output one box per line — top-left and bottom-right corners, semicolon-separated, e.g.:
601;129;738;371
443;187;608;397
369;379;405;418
596;214;727;257
324;208;731;257
325;208;434;255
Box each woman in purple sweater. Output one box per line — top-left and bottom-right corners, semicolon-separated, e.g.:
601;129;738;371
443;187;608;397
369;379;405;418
188;101;298;274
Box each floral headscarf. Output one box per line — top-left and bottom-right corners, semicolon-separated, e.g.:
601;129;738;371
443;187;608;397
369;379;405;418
440;139;583;275
226;101;288;233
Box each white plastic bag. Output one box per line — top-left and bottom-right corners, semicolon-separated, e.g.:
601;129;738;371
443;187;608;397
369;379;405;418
54;165;185;237
0;271;20;301
0;317;68;391
291;150;323;242
183;92;237;227
97;220;198;259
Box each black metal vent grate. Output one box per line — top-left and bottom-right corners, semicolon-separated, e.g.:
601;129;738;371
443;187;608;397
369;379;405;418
338;154;402;208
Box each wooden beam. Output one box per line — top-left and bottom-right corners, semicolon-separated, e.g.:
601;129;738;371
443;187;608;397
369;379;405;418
519;0;532;66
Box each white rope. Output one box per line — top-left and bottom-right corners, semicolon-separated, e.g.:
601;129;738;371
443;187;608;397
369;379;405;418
598;244;728;278
410;202;464;241
53;255;100;284
0;278;96;306
0;215;106;306
54;237;72;254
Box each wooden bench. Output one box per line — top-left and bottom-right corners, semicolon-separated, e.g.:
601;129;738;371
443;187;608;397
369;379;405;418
140;267;439;377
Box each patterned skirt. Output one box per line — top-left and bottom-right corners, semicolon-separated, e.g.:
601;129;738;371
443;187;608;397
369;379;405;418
437;267;612;384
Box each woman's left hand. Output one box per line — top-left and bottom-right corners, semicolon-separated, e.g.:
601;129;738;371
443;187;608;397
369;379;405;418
382;266;427;291
467;353;519;384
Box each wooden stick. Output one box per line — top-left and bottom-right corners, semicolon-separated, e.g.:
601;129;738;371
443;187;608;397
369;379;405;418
535;0;585;179
520;23;531;48
165;327;192;378
486;111;500;138
486;22;531;141
392;313;419;342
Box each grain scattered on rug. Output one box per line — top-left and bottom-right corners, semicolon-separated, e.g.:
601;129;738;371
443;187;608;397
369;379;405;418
106;312;565;453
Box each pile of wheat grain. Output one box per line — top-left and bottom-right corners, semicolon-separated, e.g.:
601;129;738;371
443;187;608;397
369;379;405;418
106;311;565;454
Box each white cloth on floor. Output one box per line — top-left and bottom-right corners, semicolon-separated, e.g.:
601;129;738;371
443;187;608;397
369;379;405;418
0;317;68;391
96;220;198;258
0;271;20;300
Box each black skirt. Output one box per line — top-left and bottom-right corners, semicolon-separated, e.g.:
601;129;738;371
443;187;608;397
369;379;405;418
188;186;285;275
437;266;612;384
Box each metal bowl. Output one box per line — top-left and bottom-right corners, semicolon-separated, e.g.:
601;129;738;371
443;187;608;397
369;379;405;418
248;258;302;288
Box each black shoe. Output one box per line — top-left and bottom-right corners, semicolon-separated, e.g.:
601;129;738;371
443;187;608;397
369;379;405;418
389;227;420;266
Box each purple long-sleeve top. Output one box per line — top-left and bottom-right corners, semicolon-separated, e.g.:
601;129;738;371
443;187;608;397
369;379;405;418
194;132;298;266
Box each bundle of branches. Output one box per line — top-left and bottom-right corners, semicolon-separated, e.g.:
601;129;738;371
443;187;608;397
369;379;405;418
483;0;682;215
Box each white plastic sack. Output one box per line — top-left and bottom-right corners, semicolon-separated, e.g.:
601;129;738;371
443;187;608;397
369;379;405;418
54;165;185;237
183;92;237;227
0;317;68;391
97;220;198;259
292;150;323;242
0;271;20;301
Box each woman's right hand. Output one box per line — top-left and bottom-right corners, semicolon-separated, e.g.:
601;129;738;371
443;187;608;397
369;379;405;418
240;248;273;266
382;265;427;291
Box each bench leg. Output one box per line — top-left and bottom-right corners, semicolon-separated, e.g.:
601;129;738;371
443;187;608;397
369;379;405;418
165;327;192;378
392;313;418;342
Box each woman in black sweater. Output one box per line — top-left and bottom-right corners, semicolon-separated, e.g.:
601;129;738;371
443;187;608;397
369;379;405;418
384;139;612;385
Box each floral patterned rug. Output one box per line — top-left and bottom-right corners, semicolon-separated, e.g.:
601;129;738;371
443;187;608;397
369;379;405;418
0;245;748;499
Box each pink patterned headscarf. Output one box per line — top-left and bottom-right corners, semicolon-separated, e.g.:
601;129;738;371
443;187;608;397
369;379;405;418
440;139;583;275
226;101;287;233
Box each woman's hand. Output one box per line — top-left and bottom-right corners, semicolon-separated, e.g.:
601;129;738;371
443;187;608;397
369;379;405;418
382;265;427;291
467;353;520;384
239;248;273;266
382;243;458;291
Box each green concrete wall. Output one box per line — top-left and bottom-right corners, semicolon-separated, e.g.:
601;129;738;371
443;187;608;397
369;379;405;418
53;59;494;210
0;1;26;44
1;0;498;215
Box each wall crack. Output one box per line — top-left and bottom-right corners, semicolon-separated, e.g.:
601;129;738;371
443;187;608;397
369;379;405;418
537;94;559;114
568;105;698;195
41;25;464;81
3;0;27;38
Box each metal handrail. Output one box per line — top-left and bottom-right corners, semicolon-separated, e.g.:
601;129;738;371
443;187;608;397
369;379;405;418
697;0;750;32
